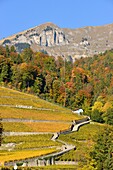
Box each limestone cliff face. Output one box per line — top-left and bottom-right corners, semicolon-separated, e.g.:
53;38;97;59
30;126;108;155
35;26;68;46
1;22;113;60
1;23;68;49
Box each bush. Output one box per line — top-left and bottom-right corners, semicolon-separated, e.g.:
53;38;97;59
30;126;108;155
91;109;104;123
103;108;113;125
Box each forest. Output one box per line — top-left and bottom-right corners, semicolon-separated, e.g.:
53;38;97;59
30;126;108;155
0;45;113;125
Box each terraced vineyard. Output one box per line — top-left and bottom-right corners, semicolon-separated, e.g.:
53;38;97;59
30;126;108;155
0;87;79;121
0;87;106;169
0;149;57;165
0;86;80;133
57;123;105;162
1;107;76;121
3;122;70;132
0;87;79;168
3;134;61;150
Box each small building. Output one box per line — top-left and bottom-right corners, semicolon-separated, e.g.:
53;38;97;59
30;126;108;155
72;109;83;115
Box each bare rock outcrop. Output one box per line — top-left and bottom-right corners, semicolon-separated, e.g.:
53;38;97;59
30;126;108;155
1;22;113;60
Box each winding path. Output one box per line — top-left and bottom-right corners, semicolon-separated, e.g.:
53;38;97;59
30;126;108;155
37;117;91;166
3;117;91;167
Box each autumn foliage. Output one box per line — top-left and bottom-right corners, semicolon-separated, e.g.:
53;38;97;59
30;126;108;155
0;45;113;124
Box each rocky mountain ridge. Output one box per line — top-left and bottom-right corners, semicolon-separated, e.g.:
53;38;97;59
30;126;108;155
0;22;113;61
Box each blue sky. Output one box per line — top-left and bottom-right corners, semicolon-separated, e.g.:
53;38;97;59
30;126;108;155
0;0;113;39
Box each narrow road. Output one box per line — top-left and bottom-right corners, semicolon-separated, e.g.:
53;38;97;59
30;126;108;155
3;117;91;167
1;118;71;124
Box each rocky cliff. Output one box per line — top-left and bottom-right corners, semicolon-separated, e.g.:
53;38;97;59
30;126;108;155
1;22;113;61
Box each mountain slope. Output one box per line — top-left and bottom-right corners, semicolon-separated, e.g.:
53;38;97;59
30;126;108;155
1;22;113;60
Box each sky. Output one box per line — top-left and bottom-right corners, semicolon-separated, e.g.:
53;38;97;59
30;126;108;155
0;0;113;39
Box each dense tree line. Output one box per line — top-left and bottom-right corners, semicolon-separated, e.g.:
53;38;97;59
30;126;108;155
0;45;113;125
80;126;113;170
90;127;113;170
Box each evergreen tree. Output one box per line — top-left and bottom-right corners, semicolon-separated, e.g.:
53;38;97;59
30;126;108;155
0;63;9;82
33;77;43;95
103;108;113;125
5;45;10;57
21;48;33;63
91;109;104;123
10;45;16;52
91;127;113;170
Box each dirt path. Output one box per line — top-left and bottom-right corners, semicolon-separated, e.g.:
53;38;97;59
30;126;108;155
3;117;91;167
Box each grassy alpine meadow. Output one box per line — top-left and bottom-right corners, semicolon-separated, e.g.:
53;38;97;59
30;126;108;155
0;148;57;165
3;122;71;132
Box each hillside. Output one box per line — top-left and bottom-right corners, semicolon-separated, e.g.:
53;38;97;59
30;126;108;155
0;22;113;60
0;87;80;133
0;88;112;169
0;87;77;166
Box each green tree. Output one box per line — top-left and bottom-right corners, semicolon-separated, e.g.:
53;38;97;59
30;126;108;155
21;48;33;63
11;65;22;88
44;56;56;72
0;62;10;83
5;45;10;57
33;77;43;95
52;79;61;103
10;45;16;52
91;109;104;123
91;127;113;170
103;149;113;170
103;108;113;125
